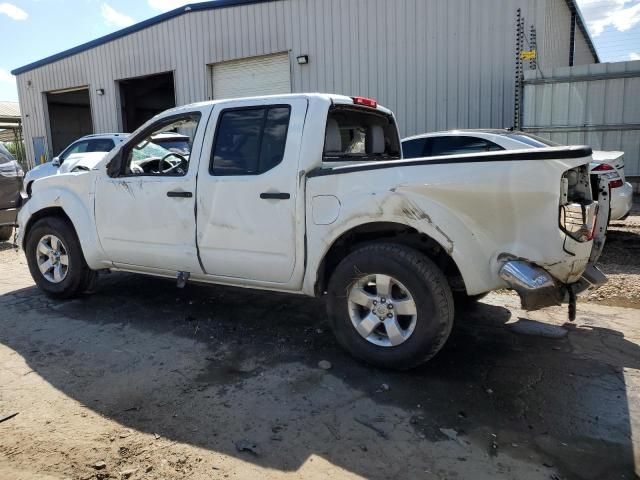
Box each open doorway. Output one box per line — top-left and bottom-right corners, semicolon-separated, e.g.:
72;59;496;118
119;72;176;132
46;88;93;156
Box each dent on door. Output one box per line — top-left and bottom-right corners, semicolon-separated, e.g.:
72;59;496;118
196;99;308;285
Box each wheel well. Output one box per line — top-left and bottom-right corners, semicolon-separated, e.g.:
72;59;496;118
316;222;465;295
22;207;72;249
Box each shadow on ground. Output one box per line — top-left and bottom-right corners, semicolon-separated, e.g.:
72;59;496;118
0;273;637;479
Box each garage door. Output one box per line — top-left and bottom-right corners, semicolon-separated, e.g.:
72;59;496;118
210;52;291;100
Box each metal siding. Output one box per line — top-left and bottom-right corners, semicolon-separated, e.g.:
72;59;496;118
541;0;571;69
523;61;640;176
573;26;596;65
17;0;555;167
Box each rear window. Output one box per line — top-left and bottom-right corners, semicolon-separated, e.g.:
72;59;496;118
430;136;504;156
323;107;401;161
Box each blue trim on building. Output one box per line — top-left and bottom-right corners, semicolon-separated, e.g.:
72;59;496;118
11;0;277;75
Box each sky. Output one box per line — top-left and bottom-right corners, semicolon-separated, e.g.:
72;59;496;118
1;0;640;102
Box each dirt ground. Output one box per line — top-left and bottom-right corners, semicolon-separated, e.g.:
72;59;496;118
585;201;640;308
1;206;640;480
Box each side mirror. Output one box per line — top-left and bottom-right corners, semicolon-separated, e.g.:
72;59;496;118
106;152;122;178
52;157;61;167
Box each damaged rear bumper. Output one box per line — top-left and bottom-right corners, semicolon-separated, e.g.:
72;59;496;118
499;260;607;311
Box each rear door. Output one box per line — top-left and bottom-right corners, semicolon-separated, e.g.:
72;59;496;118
196;98;307;284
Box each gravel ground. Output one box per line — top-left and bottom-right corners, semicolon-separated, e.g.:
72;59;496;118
1;245;639;479
585;199;640;308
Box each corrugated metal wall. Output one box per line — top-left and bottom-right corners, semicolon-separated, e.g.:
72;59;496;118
523;61;640;177
573;24;594;65
17;0;587;166
541;0;571;69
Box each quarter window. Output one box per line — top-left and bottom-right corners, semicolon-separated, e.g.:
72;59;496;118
211;106;291;176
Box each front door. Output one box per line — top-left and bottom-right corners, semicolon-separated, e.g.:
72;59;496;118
95;110;208;273
196;98;307;284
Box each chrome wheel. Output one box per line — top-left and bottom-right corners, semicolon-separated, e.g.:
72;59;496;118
347;274;418;347
36;234;69;284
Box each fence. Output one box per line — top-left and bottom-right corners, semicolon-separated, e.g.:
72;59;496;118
523;61;640;182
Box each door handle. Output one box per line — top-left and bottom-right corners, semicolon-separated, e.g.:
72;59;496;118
167;191;193;198
260;192;291;200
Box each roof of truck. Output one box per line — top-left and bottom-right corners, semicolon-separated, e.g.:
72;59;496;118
165;93;394;116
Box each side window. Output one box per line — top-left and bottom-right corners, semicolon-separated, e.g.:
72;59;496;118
87;139;115;153
60;141;89;161
0;144;14;164
211;106;291;176
430;137;504;156
402;139;428;159
122;114;200;177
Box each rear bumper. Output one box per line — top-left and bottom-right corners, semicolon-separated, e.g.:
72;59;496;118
499;260;606;311
610;182;633;221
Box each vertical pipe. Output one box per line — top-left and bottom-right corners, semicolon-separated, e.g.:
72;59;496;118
569;10;576;67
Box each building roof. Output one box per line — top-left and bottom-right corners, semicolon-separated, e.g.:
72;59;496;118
565;0;600;63
12;0;599;76
0;101;20;120
12;0;277;75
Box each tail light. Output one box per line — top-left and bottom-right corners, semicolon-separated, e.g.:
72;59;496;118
352;96;378;108
592;163;614;171
609;179;624;189
560;202;599;242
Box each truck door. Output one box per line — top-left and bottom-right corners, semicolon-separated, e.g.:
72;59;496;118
196;98;308;284
95;110;208;273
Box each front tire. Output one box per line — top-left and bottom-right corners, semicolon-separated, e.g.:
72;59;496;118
327;243;454;370
25;217;96;299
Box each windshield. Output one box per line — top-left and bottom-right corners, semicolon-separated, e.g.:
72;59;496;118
323;106;401;161
152;138;191;155
132;141;174;162
503;133;560;148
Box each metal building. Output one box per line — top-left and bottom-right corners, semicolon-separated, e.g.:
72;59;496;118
12;0;597;167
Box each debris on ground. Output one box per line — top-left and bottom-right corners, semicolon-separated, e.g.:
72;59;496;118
0;412;18;424
354;416;388;439
234;440;260;456
318;360;332;370
93;461;107;470
439;428;459;442
120;467;138;478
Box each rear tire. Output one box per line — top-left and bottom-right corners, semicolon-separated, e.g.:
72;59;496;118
327;243;454;370
0;226;12;242
25;217;96;299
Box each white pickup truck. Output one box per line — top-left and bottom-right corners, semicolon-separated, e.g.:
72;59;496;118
18;94;608;369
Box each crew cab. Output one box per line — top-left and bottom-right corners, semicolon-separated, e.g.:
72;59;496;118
18;94;607;369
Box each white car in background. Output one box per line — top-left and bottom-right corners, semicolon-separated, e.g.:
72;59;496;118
402;130;634;221
24;133;128;195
